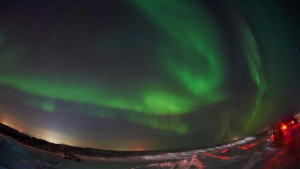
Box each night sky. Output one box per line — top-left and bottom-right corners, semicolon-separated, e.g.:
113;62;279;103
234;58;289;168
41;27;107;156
0;0;300;151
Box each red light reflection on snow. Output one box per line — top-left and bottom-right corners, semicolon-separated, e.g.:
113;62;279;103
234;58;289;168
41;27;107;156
220;148;230;154
145;155;205;169
202;153;231;160
238;143;257;150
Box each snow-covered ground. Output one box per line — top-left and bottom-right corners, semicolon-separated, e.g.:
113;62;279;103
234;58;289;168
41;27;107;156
1;126;300;169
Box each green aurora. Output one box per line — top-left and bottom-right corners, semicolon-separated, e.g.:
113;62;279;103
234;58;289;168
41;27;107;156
0;0;299;150
0;0;228;134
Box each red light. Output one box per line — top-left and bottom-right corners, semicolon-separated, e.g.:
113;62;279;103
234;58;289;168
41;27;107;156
291;120;294;124
281;124;287;131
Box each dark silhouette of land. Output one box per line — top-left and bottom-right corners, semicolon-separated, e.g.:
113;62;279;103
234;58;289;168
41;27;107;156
0;122;269;158
0;123;198;157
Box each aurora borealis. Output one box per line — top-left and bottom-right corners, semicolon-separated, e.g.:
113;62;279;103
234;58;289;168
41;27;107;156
0;0;300;150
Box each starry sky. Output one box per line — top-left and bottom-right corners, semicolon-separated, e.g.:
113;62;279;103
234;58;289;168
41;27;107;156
0;0;300;151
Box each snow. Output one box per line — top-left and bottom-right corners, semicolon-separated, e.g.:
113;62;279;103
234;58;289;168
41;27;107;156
0;137;26;154
1;129;300;169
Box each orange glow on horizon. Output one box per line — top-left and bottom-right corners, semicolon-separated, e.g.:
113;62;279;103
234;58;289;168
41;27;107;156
132;147;145;151
1;121;17;130
38;130;76;146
